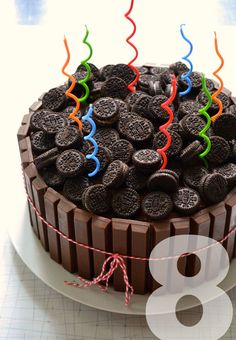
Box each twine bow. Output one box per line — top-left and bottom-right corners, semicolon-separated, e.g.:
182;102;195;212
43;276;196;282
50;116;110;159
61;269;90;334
65;253;134;305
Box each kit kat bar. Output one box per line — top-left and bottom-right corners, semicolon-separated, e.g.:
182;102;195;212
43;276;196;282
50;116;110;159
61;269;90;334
224;189;236;260
112;219;130;292
29;100;42;113
57;198;77;273
24;163;38;237
170;218;190;293
38;93;45;101
130;221;150;294
206;204;227;280
17;113;31;141
231;96;236;105
91;216;111;278
20;137;33;169
74;208;93;279
149;220;171;292
44;188;62;263
189;212;211;284
32;176;48;250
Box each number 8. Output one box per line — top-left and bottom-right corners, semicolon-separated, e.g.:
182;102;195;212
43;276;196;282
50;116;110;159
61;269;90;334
146;235;233;340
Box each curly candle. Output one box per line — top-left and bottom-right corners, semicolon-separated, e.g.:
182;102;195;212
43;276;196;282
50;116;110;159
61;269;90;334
211;32;224;122
82;104;100;177
179;24;193;97
78;25;92;104
157;75;177;170
62;36;82;130
124;0;140;92
198;74;212;168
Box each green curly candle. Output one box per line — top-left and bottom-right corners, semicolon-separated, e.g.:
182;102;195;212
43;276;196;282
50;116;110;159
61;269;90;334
78;25;92;104
198;74;212;168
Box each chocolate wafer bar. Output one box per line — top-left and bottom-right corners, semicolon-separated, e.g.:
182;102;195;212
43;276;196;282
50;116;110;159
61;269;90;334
74;208;93;280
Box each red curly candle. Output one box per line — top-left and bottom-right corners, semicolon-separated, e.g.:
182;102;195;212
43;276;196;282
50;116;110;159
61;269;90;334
124;0;140;92
157;75;177;169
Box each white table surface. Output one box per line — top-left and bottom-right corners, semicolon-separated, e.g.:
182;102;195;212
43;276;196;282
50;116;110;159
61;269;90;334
1;0;236;338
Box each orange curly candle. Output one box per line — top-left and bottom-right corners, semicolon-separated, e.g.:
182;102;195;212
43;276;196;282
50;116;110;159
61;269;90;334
211;32;224;123
62;36;82;130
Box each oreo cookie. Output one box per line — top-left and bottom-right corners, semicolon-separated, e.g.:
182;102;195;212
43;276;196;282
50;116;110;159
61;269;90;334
102;160;128;188
148;94;175;122
111;139;134;164
160;69;175;89
177;100;202;120
138;74;159;91
55;126;83;150
141;191;173;220
41;113;66;135
93;97;119;125
76;63;100;80
206;78;215;92
62;107;83;126
100;64;114;80
125;90;146;109
101;77;129;100
173;187;200;215
42;87;67;111
125;166;148;191
183;166;209;191
150;66;169;76
153;131;183;157
170;61;189;75
147;170;178;193
197;91;231;113
132;94;152;119
108;63;136;86
227;104;236;116
56;149;85;177
114;99;129;114
206;136;230;164
83;184;110;214
178;72;202;94
89;81;104;102
68;70;93;97
31;130;55;154
30;109;52;131
82;119;92;135
63;176;90;204
132;149;162;173
148;80;164;96
167;122;184;135
200;173;228;203
112;188;140;218
231;141;236;160
122;117;154;145
41;165;65;189
213;163;236;186
94;127;120;149
180;140;204;164
85;146;112;174
213;113;236;141
117;111;139;136
34;147;59;170
137;66;149;75
180;114;205;140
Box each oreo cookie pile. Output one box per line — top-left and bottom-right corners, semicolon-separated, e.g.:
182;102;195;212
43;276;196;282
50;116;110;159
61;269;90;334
30;62;236;220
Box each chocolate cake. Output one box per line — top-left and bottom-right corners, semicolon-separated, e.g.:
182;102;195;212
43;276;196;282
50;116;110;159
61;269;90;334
18;62;236;294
